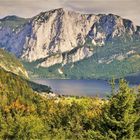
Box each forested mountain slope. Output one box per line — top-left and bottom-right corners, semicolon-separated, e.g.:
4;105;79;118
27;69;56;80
0;48;28;78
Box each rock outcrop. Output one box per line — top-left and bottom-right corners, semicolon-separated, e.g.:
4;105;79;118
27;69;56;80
0;8;140;68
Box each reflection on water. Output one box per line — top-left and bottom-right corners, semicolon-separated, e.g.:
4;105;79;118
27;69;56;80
32;79;112;97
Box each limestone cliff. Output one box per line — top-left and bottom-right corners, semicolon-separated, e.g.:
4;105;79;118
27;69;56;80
0;8;140;68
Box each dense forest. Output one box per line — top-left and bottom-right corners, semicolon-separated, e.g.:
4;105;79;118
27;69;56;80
0;67;140;139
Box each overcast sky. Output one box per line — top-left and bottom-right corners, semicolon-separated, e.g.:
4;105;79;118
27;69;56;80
0;0;140;25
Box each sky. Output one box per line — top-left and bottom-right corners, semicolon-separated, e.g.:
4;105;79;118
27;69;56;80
0;0;140;25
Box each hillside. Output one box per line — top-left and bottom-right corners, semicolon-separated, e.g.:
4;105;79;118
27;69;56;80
0;67;47;139
0;15;28;30
0;48;28;78
0;67;51;92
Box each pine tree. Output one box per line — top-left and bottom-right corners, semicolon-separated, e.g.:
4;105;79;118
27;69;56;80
100;79;138;140
135;88;140;138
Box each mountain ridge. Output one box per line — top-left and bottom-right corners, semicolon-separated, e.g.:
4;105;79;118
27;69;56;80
0;8;139;59
1;8;140;79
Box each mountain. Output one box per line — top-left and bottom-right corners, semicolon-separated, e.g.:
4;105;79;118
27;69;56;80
0;48;28;78
0;8;140;79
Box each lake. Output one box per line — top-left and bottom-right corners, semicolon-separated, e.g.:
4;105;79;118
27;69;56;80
32;79;113;97
32;75;140;97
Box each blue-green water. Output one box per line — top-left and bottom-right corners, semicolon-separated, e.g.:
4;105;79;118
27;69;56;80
33;79;113;97
32;76;140;97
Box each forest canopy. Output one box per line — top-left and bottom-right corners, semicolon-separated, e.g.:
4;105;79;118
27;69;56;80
0;68;140;139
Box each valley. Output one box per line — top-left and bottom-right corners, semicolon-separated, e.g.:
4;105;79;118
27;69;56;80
0;7;140;139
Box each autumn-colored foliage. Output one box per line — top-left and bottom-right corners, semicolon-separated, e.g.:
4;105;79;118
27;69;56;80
0;68;140;139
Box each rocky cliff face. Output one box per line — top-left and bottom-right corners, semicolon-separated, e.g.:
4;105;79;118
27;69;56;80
0;8;140;68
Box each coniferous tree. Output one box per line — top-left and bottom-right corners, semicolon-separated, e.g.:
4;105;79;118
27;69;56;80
99;79;138;140
135;89;140;138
